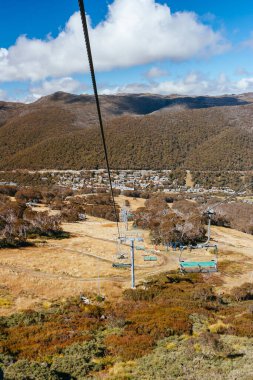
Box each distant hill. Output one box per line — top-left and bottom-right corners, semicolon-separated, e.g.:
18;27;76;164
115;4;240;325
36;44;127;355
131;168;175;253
0;92;252;170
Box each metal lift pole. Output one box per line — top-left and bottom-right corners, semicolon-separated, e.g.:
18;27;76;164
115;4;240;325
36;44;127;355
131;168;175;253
207;215;211;244
206;210;214;245
97;260;101;296
122;208;128;232
114;234;136;288
130;239;135;289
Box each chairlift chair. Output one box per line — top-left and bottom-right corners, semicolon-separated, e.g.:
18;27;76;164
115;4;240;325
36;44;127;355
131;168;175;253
179;245;218;273
143;255;157;262
115;236;129;261
117;253;128;260
112;263;131;268
136;245;146;251
113;236;132;269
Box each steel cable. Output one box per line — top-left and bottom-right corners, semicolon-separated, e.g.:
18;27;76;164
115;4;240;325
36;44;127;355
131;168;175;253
78;0;120;237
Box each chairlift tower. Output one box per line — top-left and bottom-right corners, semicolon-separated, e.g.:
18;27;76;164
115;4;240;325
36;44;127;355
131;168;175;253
122;236;136;289
130;238;135;289
205;209;215;245
115;208;145;288
113;234;139;289
120;207;129;232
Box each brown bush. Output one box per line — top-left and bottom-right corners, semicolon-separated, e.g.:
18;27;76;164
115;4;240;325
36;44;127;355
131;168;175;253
61;204;86;222
125;199;130;207
128;303;192;339
0;185;17;197
134;197;206;244
123;190;141;198
105;332;154;360
15;188;42;203
85;194;113;206
85;204;119;222
231;283;253;302
24;209;62;237
0;201;28;247
206;201;253;234
192;286;216;302
225;313;253;338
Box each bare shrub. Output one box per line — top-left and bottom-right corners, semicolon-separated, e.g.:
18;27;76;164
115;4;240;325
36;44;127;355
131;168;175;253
134;197;206;245
15;188;42;203
0;185;17;197
231;283;253;302
61;204;86;222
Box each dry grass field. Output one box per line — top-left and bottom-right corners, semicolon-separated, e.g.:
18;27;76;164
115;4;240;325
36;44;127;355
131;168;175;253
0;196;252;315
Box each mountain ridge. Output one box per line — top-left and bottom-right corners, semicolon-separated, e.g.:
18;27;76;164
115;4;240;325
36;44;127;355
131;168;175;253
0;92;252;171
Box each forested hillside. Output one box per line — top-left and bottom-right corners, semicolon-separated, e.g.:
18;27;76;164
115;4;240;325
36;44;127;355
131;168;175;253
0;92;252;170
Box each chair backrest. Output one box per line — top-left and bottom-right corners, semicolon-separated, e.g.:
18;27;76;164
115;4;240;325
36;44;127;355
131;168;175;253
144;256;157;262
179;260;217;273
112;263;131;268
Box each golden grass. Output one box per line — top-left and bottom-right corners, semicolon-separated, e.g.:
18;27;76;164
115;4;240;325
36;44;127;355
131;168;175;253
219;260;251;276
208;320;230;334
0;297;13;308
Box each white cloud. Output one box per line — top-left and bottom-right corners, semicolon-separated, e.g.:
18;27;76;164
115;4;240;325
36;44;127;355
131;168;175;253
0;89;7;100
236;77;253;91
30;77;87;99
100;72;253;96
4;72;253;104
0;0;228;83
145;67;169;79
4;71;253;103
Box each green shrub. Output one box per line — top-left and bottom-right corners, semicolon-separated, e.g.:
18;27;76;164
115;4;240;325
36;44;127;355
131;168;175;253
51;340;106;379
4;360;57;380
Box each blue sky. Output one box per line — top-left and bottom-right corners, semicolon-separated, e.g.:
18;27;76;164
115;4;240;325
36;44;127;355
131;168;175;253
1;0;253;102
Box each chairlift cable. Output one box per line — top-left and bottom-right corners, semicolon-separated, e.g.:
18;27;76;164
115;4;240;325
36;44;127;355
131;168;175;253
78;0;120;237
